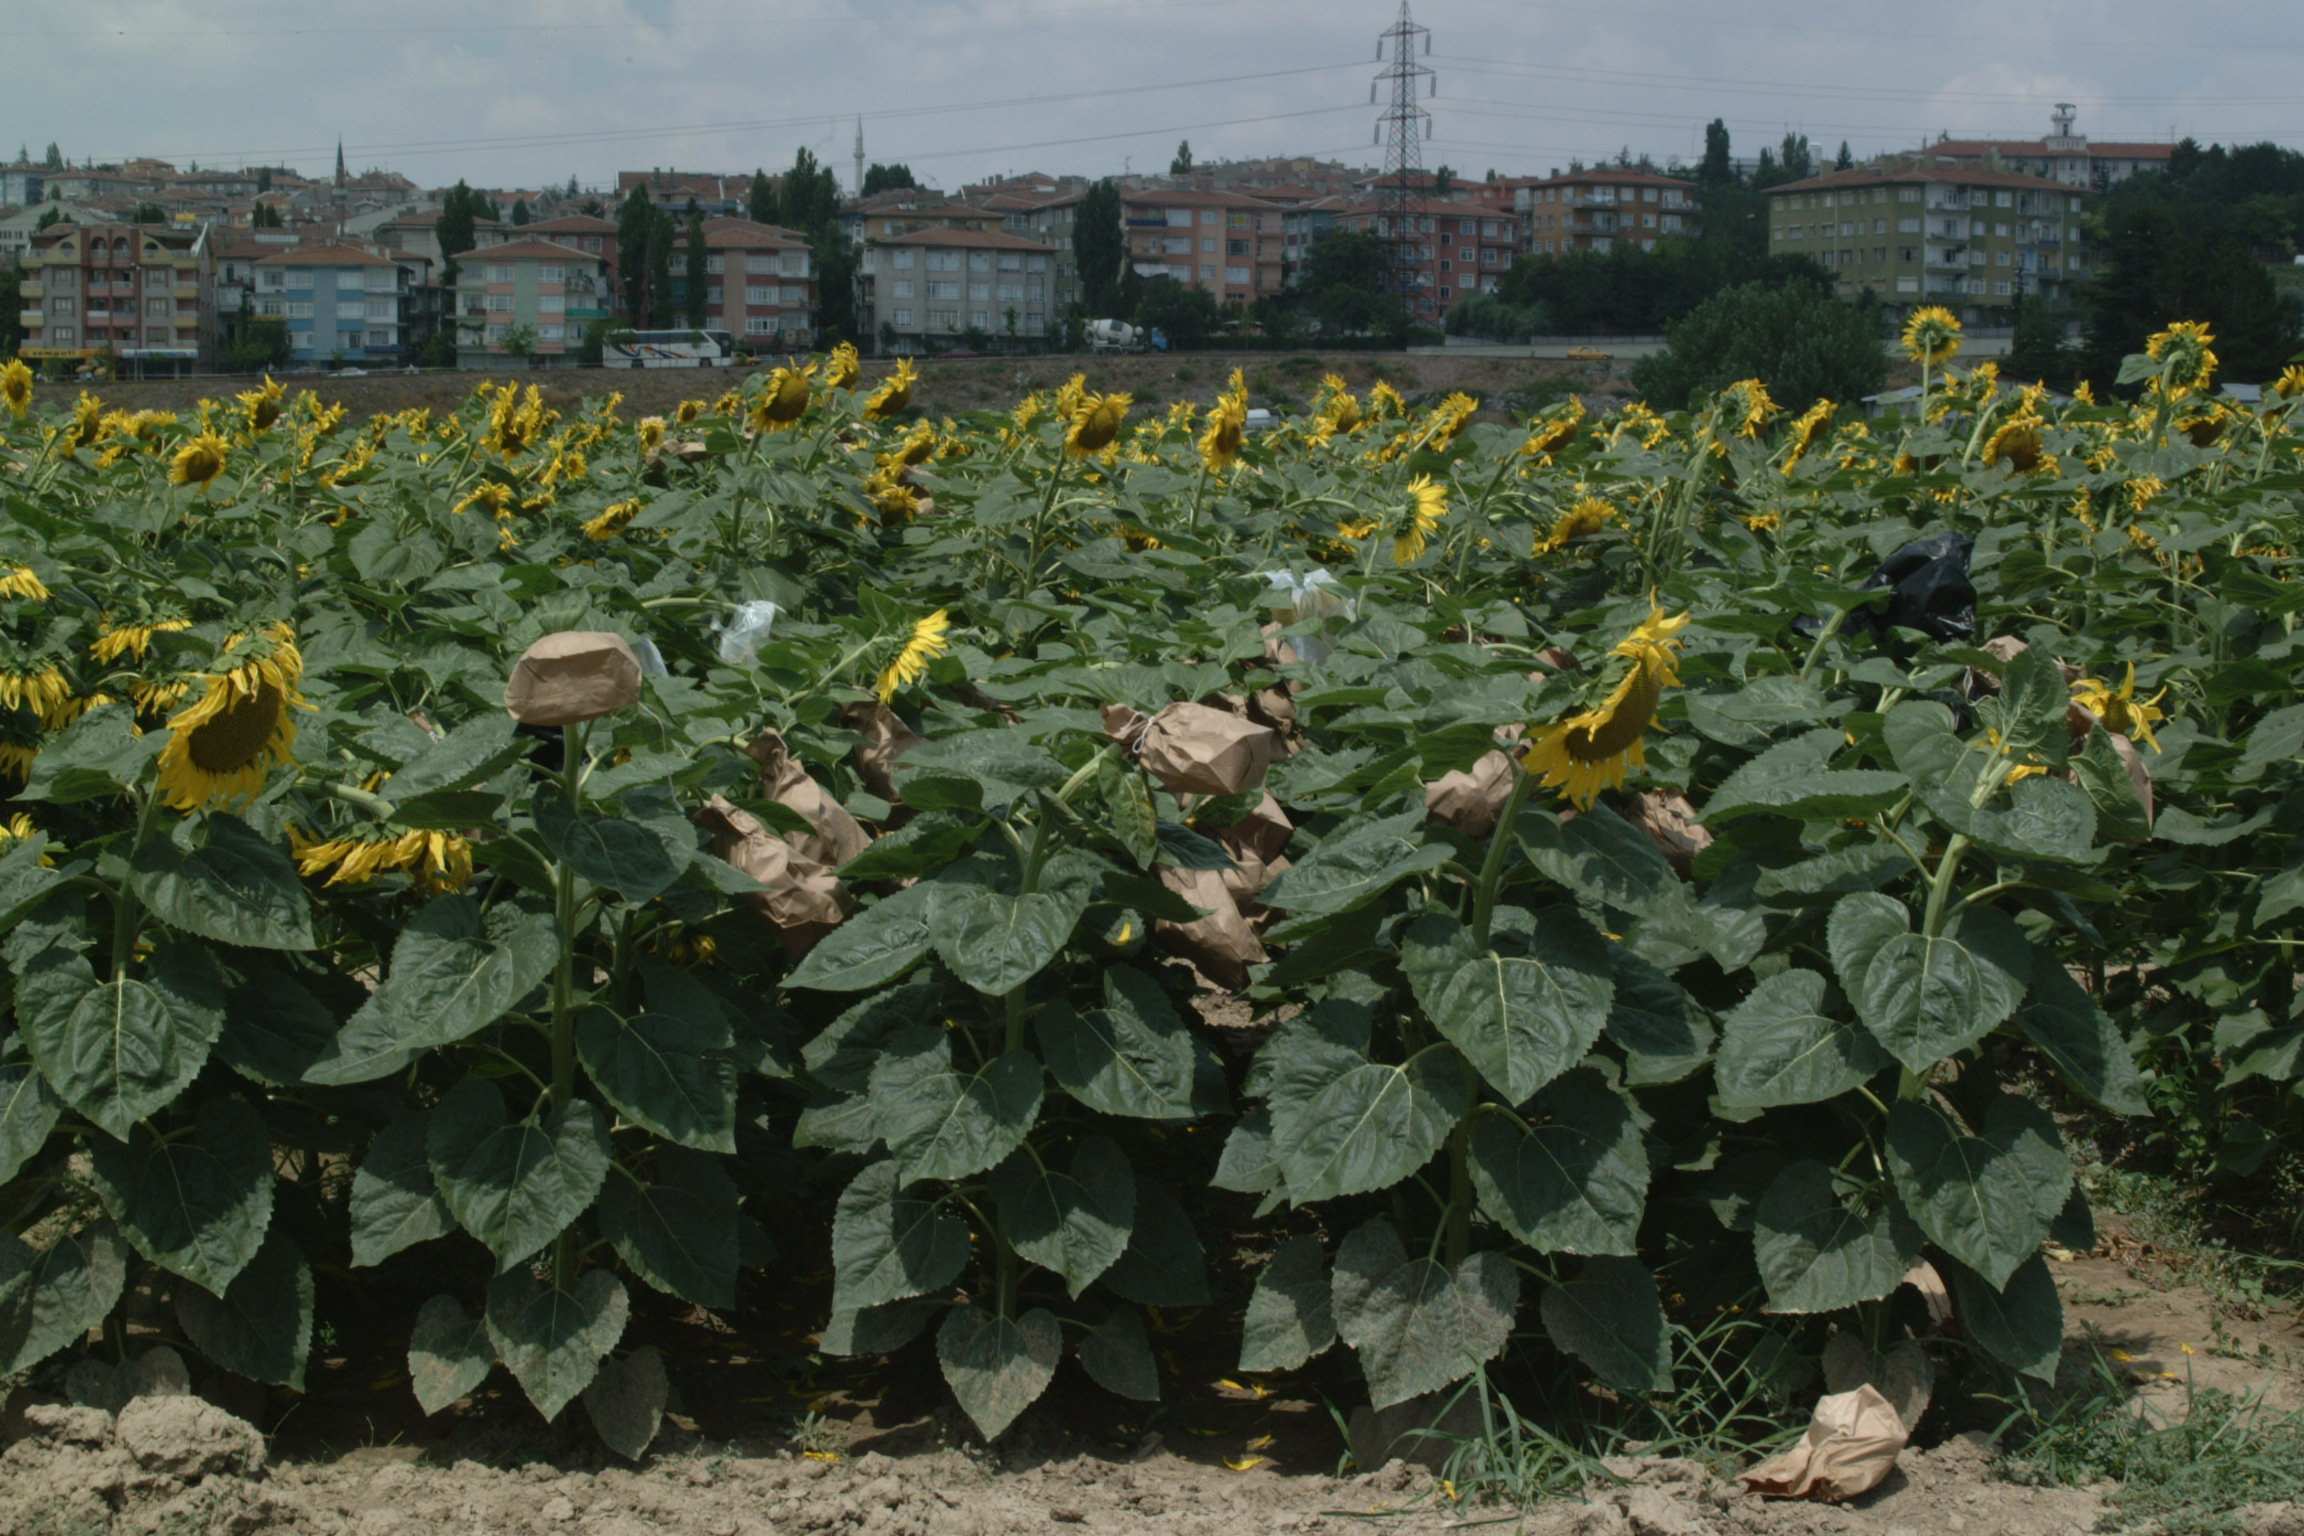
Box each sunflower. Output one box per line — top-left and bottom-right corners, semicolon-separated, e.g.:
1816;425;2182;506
91;616;191;665
293;825;473;895
0;661;70;721
0;565;49;602
1199;372;1249;471
454;481;515;518
1312;375;1364;441
1723;379;1778;439
2071;663;2167;752
637;416;667;454
0;812;40;849
675;398;705;426
0;358;31;419
1899;306;1962;367
481;383;551;456
1368;381;1407;420
1982;413;2046;473
877;610;951;702
864;466;920;524
824;341;861;390
153;623;304;812
1065;391;1132;457
1535;496;1612;554
1523;606;1691;810
1389;476;1448;566
1521;400;1586;461
864;358;918;421
2272;365;2304;403
1781;400;1836;473
879;421;937;471
238;376;286;433
2145;320;2217;400
752;365;814;432
583;499;645;541
1426;392;1479;450
169;431;230;489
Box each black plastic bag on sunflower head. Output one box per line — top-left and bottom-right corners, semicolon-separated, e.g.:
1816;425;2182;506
1795;531;1975;643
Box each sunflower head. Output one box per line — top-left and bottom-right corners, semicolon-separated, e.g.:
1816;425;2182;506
0;358;32;419
294;824;474;895
2145;320;2218;400
1900;306;1963;367
1523;606;1690;809
1199;382;1249;472
1390;476;1448;566
1522;399;1587;460
583;499;645;541
2272;365;2304;403
239;376;286;433
170;431;230;489
877;610;952;702
1782;400;1836;473
0;565;49;602
825;342;862;390
752;365;815;433
154;624;305;812
865;358;919;421
1720;379;1778;439
92;615;191;665
1535;496;1612;554
1982;413;2046;473
2072;663;2167;752
637;415;667;454
1065;392;1133;458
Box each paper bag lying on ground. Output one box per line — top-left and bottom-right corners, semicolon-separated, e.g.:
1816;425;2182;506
1215;793;1293;910
1136;702;1281;797
1155;863;1266;993
748;730;871;868
844;700;926;805
504;632;643;727
699;795;851;959
1741;1385;1909;1503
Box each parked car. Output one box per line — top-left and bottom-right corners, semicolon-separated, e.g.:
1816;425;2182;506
1566;345;1612;361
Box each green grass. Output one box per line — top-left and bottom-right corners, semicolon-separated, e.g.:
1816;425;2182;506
1999;1350;2304;1535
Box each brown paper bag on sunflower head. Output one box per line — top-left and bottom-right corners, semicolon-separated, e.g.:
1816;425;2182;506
503;632;644;727
747;729;871;868
697;795;852;960
1135;701;1281;798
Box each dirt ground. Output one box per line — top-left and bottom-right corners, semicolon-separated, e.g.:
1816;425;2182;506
80;351;1630;428
6;1210;2302;1536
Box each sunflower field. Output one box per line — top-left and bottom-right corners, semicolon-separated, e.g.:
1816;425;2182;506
0;326;2301;1460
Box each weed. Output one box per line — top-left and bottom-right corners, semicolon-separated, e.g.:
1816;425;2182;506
1999;1350;2304;1535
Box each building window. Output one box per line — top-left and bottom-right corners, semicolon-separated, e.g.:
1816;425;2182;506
1226;265;1250;284
1199;265;1216;281
968;283;990;302
538;323;564;341
892;308;913;325
1439;258;1452;272
706;256;725;274
1027;255;1048;272
926;280;958;300
337;270;365;290
746;316;779;334
366;329;393;346
1201;210;1219;225
1896;275;1920;294
892;280;914;299
997;282;1023;301
485;293;513;312
365;298;393;319
584;237;602;252
747;285;775;304
539;294;565;313
929;309;958;329
49;296;74;314
286;302;313;319
891;250;915;270
1163;236;1191;256
485;265;511;283
50;326;74;344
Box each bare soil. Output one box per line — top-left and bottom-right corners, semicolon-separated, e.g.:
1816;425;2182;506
83;352;1628;428
6;1215;2302;1536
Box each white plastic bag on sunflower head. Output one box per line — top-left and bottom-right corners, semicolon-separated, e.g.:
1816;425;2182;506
715;600;782;665
629;636;670;677
1260;569;1354;665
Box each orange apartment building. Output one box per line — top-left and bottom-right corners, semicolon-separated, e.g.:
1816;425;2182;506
1118;187;1285;307
1515;170;1702;257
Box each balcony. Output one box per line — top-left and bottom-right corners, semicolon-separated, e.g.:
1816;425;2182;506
174;284;198;300
18;281;39;300
17;311;38;329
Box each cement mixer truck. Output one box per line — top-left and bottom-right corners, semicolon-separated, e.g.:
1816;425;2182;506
1085;319;1167;354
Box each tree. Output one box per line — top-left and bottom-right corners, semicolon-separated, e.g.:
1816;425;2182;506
1073;179;1126;315
42;142;61;169
1171;140;1193;175
500;322;540;366
511;198;531;226
2002;290;2078;392
256;166;272;193
683;206;708;328
648;213;676;330
227;316;293;371
748;169;777;226
251;202;282;230
438;181;481;282
1834;140;1854;172
133;203;165;224
862;163;918;196
1133;275;1220;348
812;227;857;345
1294;229;1407;340
1629;277;1885;411
577;317;610;367
1697;120;1733;186
0;267;21;357
35;205;67;231
616;187;658;324
2079;201;2299;388
567;173;581;198
780;147;840;236
1433;165;1456;197
1779;133;1815;183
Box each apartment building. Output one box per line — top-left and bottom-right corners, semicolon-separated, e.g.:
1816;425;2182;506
983;189;1087;312
1330;199;1522;322
616;171;749;216
248;245;411;364
841;190;1005;249
17;219;213;373
1767;162;2092;317
1515;170;1702;257
1916;107;2174;190
522;213;622;308
857;228;1057;351
450;239;609;368
676;219;816;350
374;209;509;267
1118;188;1283;307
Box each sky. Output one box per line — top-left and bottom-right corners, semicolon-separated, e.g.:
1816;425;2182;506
5;0;2301;195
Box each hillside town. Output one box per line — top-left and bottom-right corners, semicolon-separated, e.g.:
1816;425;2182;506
0;105;2254;378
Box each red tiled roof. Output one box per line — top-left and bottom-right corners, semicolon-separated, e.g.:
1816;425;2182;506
255;243;400;267
522;213;618;233
1773;162;2079;195
463;238;604;263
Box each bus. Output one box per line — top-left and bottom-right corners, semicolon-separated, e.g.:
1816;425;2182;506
604;329;735;369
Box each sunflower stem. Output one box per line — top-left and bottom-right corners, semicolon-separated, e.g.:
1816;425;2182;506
1470;757;1537;946
548;718;590;1292
1443;1111;1475;1271
109;790;166;979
